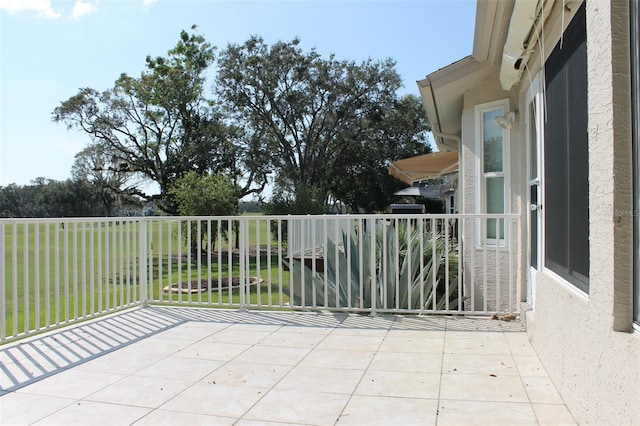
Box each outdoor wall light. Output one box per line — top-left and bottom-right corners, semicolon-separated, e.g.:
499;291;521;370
494;111;517;129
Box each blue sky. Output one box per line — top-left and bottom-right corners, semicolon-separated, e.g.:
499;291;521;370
0;0;476;187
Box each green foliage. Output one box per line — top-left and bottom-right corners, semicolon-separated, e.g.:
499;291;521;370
55;29;432;214
262;186;327;216
71;143;140;216
262;185;328;244
0;178;120;218
216;37;431;210
53;28;265;214
286;220;460;311
169;171;239;252
169;171;238;217
329;94;433;213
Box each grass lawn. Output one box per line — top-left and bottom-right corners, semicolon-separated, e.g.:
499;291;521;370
2;217;293;340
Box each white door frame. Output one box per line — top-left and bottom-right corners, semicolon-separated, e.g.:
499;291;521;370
525;72;544;307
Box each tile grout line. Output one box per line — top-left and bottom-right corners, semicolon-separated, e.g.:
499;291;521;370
434;316;449;426
331;314;396;426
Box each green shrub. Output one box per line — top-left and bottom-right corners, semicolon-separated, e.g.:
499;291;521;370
285;220;460;311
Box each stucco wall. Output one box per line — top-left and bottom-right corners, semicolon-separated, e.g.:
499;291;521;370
522;1;640;424
460;76;523;312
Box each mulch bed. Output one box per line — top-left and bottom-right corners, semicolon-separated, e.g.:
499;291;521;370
163;277;261;293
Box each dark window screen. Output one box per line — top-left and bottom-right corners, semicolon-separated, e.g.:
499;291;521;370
544;2;589;292
631;0;640;323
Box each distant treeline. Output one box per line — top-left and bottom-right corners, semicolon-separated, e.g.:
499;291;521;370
0;179;267;218
0;178;142;218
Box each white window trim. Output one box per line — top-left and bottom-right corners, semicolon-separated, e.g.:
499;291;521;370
475;99;511;247
525;71;544;308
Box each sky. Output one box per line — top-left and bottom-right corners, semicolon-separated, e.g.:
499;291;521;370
0;0;476;188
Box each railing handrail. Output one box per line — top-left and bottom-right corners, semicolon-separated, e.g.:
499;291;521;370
0;212;520;224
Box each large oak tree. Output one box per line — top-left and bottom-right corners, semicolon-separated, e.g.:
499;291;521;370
55;30;431;215
215;36;431;212
53;28;267;214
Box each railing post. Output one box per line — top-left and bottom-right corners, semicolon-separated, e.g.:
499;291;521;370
369;218;377;316
139;218;148;307
239;217;247;312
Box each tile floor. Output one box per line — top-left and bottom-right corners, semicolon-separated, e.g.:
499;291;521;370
0;307;577;425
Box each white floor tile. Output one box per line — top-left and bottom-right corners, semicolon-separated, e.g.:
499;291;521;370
172;340;251;361
204;361;292;388
532;403;578;425
437;399;538;425
522;376;565;404
442;353;518;375
160;381;269;418
86;375;193;408
257;331;326;348
338;395;438;425
505;333;539;356
315;333;384;351
134;356;224;381
31;400;151;426
151;324;219;341
513;355;549;377
75;351;165;375
206;329;273;345
243;388;350;426
17;369;126;399
133;408;237;426
275;366;364;394
440;373;529;403
233;344;312;366
368;351;443;373
444;335;512;355
0;308;578;426
355;370;441;399
378;335;445;353
0;393;75;425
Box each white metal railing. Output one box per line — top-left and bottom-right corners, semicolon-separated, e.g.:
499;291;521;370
1;214;519;343
288;217;354;256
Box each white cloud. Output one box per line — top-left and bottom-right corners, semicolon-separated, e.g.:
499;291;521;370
70;0;97;19
0;0;61;18
142;0;157;6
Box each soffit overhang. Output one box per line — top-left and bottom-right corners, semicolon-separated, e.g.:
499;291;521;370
417;0;514;151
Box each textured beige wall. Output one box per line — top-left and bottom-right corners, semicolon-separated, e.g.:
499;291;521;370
522;1;640;424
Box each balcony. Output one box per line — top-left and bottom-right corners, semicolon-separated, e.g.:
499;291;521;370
1;214;576;424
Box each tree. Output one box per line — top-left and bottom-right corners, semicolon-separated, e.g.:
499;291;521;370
216;36;431;211
0;183;30;217
71;143;140;216
328;94;433;212
53;27;266;214
0;179;106;218
169;171;238;217
169;171;239;252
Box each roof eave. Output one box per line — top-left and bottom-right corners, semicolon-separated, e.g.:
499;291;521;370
417;0;513;151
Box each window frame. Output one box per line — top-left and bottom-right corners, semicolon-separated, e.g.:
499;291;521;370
475;99;511;247
542;1;590;293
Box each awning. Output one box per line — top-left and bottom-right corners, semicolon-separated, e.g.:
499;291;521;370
388;150;459;185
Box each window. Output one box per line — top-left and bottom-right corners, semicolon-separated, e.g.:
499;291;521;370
544;2;589;292
476;99;509;244
631;0;640;324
